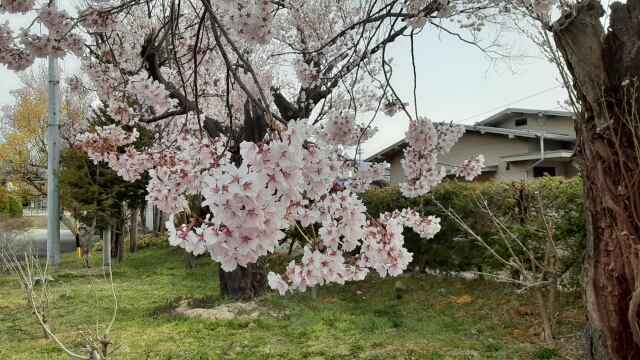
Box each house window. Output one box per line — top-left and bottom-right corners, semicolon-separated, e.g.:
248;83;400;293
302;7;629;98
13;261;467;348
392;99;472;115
533;166;556;178
515;118;528;127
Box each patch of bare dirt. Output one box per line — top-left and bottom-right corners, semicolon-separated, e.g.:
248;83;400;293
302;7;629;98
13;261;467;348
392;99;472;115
173;300;260;320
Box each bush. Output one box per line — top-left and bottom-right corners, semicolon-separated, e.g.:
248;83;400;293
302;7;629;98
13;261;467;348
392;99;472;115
93;240;103;252
360;177;586;287
137;233;169;249
531;346;560;359
92;233;169;253
5;196;23;217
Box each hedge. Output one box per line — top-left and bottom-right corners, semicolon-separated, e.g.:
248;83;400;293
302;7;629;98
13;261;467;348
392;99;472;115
1;195;23;218
360;177;585;287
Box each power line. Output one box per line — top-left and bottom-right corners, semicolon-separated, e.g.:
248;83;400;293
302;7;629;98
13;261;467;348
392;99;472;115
454;85;562;123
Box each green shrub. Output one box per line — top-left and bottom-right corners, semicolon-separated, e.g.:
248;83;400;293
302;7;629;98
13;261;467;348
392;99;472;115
93;240;103;252
531;346;559;359
137;233;169;249
5;196;23;217
360;177;586;288
0;186;8;213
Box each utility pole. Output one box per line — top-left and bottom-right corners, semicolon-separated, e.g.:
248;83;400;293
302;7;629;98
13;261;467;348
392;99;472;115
46;21;60;265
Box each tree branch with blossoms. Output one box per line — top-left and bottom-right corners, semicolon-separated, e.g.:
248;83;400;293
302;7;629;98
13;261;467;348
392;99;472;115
0;0;506;297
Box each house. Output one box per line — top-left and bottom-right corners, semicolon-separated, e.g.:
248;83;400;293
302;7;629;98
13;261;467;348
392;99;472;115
367;108;577;184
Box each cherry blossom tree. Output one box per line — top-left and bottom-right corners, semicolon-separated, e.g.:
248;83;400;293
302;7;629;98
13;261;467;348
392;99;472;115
0;0;493;300
6;1;640;357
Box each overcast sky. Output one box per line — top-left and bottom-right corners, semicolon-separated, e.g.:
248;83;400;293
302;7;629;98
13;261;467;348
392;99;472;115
0;15;568;158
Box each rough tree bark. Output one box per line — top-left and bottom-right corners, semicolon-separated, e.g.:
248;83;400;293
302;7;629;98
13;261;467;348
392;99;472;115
129;208;139;253
218;258;267;301
551;1;640;358
217;100;269;300
111;220;124;262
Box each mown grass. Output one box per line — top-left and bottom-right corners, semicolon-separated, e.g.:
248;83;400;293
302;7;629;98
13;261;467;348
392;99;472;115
0;248;585;359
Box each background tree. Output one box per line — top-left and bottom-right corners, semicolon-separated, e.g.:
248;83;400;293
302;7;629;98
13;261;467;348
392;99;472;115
0;66;92;232
59;106;149;265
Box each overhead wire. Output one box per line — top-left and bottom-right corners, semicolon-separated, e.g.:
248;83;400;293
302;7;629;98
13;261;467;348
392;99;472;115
454;85;562;123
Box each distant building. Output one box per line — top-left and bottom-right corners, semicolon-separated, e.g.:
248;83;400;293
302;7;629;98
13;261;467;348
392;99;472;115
367;108;577;184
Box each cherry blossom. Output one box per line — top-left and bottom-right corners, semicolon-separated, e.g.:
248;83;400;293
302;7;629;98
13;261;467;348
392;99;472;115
0;0;496;296
455;154;485;180
319;112;378;147
400;117;467;197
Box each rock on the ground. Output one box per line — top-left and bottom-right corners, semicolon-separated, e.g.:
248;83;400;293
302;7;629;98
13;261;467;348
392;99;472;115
33;275;54;285
394;281;407;292
174;300;260;321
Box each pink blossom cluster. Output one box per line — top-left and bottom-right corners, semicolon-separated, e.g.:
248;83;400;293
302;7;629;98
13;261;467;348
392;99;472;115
106;146;150;182
295;59;321;87
382;98;408;117
79;9;117;33
300;142;343;199
0;23;33;71
434;122;466;154
75;125;140;163
39;6;74;37
400;118;473;197
145;120;437;290
312;190;367;251
268;248;367;295
19;34;66;58
168;175;288;271
403;0;453;28
267;204;444;295
359;215;414;277
75;126;154;182
455;154;485;180
380;208;441;239
221;0;273;44
146;134;229;213
126;71;178;117
0;0;35;14
406;117;465;154
344;162;387;192
165;122;314;270
358;209;438;277
0;3;116;71
319;113;378;147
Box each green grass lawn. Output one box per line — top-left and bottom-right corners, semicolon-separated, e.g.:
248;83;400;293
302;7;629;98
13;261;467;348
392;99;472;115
0;248;585;359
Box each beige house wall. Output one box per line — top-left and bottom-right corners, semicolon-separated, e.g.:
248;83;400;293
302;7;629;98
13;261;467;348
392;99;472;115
493;115;575;135
388;155;406;184
503;160;575;180
385;132;578;185
388;132;535;184
438;132;530;171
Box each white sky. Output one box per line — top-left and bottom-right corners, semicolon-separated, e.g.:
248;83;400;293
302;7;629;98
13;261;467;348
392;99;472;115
0;13;569;158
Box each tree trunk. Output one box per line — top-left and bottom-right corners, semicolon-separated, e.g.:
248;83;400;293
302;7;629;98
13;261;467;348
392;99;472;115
183;250;194;270
533;287;554;343
129;208;138;253
216;100;270;301
552;1;640;358
81;217;97;268
112;220;124;262
218;257;266;301
153;207;163;235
